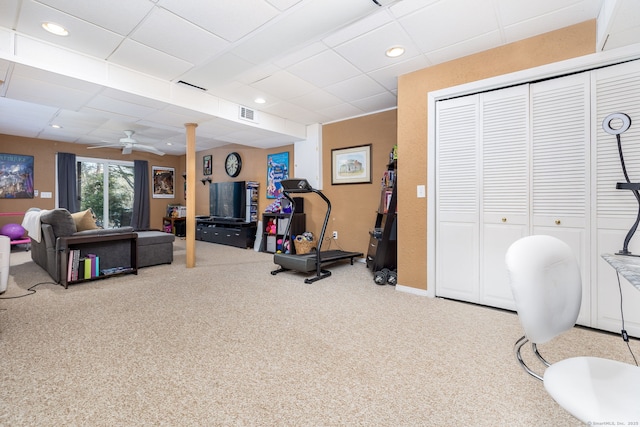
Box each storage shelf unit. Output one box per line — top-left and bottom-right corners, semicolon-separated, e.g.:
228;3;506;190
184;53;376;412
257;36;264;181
59;233;138;289
367;161;397;274
261;212;306;254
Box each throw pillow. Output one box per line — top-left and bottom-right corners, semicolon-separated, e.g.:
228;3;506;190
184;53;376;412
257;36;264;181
40;208;77;237
71;209;100;231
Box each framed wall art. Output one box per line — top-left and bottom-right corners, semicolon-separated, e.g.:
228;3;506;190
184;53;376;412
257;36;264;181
0;153;34;199
152;166;175;198
203;155;212;176
331;144;371;185
266;152;289;199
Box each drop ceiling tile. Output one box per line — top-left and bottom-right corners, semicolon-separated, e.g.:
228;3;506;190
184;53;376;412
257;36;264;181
388;0;438;18
36;0;154;35
157;0;279;42
497;0;600;26
99;88;168;110
213;83;282;109
0;28;13;57
425;31;504;64
322;8;394;47
333;22;421;73
52;109;110;129
503;2;606;44
273;42;327;68
0;0;19;29
12;63;102;93
108;39;193;81
399;0;500;53
179;52;255;89
425;31;502;65
350;91;397;112
368;54;430;90
265;0;303;11
251;71;317;100
79;106;139;124
130;8;228;66
289;89;344;111
262;100;330;125
0;97;57;124
17;0;124;60
324;74;387;102
317;102;365;122
86;94;157;119
6;74;95;110
287;50;361;88
604;26;640;50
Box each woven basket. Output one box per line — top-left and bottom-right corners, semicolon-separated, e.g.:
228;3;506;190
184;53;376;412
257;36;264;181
294;238;316;254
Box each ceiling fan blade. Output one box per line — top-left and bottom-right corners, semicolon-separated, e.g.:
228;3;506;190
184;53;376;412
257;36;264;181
122;144;133;155
88;144;121;149
132;144;166;156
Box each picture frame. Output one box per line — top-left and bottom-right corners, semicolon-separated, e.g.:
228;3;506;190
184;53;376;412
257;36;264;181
0;153;34;199
266;152;289;199
152;166;175;199
331;144;371;185
203;155;212;176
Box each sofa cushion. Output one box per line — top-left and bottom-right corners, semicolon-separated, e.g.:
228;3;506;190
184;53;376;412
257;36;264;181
73;226;134;237
40;209;76;237
71;209;100;231
137;230;175;246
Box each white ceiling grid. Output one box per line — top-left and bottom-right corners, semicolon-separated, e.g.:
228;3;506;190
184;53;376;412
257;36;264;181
0;0;637;155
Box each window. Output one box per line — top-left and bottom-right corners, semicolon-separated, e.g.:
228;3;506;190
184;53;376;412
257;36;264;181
76;157;134;228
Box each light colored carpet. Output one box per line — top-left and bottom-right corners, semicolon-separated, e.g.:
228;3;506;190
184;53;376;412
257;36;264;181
1;239;638;426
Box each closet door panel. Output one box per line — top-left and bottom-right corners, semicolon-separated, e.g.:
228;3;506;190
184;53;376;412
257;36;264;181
435;96;480;302
594;59;640;336
437;222;479;302
480;85;530;310
531;73;591;326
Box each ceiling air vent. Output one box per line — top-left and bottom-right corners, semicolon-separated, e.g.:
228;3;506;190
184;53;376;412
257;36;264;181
239;106;257;122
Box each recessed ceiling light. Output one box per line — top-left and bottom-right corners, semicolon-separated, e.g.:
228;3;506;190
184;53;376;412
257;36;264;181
42;22;69;36
166;142;173;146
50;124;62;129
254;97;266;104
385;46;405;58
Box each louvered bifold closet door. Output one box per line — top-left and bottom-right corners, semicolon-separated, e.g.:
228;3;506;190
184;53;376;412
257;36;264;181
435;95;480;302
480;85;529;310
594;59;640;336
530;72;591;326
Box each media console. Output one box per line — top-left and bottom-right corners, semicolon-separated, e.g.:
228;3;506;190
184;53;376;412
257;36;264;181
195;216;256;249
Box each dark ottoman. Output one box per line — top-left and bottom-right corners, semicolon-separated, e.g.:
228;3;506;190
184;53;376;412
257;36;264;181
137;231;175;268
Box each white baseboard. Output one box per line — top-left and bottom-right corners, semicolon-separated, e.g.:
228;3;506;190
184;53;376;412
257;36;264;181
395;284;429;297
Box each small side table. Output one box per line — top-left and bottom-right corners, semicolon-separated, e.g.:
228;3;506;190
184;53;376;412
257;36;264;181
162;217;186;237
601;253;640;292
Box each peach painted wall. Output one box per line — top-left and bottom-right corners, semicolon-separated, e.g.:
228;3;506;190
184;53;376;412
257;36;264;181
396;20;597;291
0;135;182;230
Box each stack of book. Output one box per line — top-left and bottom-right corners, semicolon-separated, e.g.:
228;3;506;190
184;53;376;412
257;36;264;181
67;250;100;282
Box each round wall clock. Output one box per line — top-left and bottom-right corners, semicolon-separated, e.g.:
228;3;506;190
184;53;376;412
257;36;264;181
225;152;242;177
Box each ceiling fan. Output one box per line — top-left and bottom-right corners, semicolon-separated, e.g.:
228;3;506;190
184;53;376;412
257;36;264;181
87;130;165;156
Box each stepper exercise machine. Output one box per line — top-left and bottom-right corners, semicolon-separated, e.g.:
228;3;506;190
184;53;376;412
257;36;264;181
271;178;363;283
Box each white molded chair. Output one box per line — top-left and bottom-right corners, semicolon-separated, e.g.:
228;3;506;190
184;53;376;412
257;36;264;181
0;235;9;293
505;235;640;423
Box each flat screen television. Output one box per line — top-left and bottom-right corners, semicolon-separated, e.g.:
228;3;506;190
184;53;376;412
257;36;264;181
209;181;246;221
